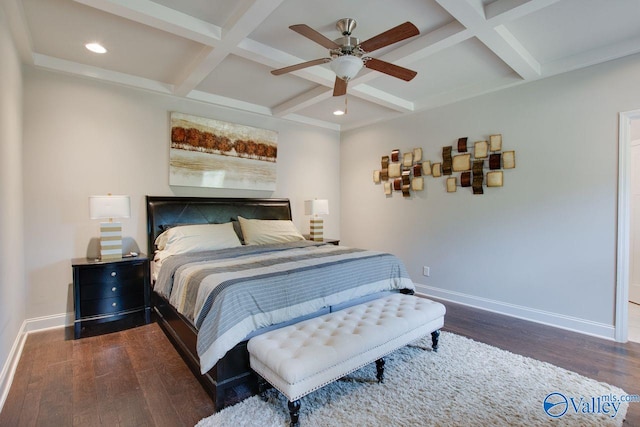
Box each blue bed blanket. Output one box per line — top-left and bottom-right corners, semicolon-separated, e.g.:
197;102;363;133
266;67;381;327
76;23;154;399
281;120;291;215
154;241;415;374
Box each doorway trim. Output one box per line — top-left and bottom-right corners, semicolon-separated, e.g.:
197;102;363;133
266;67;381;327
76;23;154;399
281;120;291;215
616;109;640;342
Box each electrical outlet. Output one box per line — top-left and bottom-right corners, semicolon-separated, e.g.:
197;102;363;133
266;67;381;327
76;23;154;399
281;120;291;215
423;266;430;277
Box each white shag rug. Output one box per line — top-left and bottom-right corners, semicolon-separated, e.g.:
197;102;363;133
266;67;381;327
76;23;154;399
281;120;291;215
196;332;628;427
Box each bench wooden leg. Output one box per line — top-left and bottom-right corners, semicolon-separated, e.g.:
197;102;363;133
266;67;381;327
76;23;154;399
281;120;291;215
375;358;385;383
256;375;270;401
431;329;441;352
288;399;301;427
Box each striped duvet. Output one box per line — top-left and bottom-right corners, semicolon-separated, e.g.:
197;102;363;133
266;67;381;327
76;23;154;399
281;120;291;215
154;241;415;374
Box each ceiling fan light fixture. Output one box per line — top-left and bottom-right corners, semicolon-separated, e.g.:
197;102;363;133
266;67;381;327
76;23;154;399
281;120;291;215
330;55;363;81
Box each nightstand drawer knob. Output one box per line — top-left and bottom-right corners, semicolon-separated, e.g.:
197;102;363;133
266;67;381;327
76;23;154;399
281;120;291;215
110;271;117;277
111;287;117;292
112;302;117;307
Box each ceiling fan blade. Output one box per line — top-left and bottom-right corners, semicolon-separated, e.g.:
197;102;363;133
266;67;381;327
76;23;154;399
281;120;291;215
359;22;419;53
333;76;347;96
271;58;331;75
290;24;341;50
365;58;417;81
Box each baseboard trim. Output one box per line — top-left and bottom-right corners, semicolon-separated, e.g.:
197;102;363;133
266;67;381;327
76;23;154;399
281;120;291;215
0;321;27;411
0;313;71;411
24;312;73;333
415;284;615;340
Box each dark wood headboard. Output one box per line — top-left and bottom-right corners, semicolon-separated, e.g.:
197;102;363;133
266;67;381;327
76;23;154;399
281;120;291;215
145;196;292;257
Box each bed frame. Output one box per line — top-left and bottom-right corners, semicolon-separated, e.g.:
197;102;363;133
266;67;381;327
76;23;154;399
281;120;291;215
146;196;294;410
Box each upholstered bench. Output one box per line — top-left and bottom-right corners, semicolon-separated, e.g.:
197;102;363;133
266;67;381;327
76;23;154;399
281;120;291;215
247;293;446;426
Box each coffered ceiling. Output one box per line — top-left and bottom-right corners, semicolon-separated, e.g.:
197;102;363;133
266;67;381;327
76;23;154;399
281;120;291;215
5;0;640;131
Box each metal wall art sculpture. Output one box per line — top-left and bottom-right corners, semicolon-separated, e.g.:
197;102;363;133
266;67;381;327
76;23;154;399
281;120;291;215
373;134;515;197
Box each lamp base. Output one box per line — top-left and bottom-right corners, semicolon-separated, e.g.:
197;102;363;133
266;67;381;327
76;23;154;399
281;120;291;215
309;218;324;242
100;222;123;260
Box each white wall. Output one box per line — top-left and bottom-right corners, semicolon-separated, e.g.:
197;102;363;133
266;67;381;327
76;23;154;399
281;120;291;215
0;4;25;374
341;53;640;336
22;67;340;320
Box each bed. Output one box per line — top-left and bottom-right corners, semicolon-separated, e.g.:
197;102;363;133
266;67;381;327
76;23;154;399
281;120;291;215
146;196;415;410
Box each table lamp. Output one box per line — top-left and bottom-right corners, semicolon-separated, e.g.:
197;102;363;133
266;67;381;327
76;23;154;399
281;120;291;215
304;199;329;242
89;195;131;260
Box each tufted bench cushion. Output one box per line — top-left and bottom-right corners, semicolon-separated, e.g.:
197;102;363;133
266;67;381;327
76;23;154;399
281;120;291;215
248;293;445;424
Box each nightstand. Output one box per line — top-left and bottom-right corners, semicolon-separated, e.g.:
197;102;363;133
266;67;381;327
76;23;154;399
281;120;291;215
72;255;150;338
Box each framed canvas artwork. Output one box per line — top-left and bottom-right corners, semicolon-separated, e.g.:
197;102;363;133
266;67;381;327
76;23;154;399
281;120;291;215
169;112;278;190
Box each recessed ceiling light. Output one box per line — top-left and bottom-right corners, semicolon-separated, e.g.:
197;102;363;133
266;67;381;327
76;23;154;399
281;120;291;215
333;110;345;116
85;43;107;54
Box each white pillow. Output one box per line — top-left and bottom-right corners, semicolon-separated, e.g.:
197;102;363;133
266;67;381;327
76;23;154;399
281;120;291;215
154;222;242;254
238;216;305;245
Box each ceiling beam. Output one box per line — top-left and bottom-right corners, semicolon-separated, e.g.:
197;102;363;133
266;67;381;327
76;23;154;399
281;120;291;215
235;38;335;87
377;21;471;66
187;90;272;116
485;0;562;23
415;72;523;112
173;0;285;97
435;0;541;80
271;86;333;117
281;113;341;131
544;35;640;77
350;84;414;112
477;24;540;78
73;0;222;46
33;53;175;93
339;111;404;133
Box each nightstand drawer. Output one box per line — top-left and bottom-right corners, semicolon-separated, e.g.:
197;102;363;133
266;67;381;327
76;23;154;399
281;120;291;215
80;282;141;300
80;292;145;317
78;262;145;286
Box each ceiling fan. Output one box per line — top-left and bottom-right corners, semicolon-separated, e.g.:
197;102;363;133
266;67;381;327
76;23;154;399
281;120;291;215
271;18;420;96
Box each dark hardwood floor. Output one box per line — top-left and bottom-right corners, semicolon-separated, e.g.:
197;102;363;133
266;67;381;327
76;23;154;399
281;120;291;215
441;300;640;427
1;300;639;426
0;320;214;427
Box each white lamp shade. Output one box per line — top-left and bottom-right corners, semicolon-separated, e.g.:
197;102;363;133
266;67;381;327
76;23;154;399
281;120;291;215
304;199;329;216
89;195;131;219
330;55;363;81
